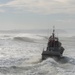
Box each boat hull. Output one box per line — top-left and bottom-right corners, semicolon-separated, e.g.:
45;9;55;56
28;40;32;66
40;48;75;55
42;48;64;60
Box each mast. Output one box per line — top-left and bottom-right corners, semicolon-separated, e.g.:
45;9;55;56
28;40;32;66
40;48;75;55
52;26;55;39
52;26;55;47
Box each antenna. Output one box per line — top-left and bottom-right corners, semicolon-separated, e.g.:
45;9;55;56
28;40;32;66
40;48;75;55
53;26;55;33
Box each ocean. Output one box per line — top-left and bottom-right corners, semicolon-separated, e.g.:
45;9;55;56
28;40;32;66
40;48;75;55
0;29;75;75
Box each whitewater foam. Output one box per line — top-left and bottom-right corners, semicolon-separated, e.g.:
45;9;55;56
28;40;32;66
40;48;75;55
0;32;74;75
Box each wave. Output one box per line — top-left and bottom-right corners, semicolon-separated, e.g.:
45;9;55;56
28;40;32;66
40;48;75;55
13;34;46;43
13;37;35;43
0;56;75;75
0;33;46;44
0;33;75;40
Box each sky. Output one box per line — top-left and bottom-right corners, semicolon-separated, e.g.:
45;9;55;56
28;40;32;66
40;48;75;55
0;0;75;30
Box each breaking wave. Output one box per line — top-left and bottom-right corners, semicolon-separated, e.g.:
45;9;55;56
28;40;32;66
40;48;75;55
13;37;35;42
0;51;75;75
13;34;46;43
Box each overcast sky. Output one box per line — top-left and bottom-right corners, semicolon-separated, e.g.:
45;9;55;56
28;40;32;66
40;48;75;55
0;0;75;30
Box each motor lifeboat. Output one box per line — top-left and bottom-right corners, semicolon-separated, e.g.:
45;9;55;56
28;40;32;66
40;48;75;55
42;27;65;60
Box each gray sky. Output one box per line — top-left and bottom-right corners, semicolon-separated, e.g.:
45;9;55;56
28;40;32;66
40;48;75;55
0;0;75;30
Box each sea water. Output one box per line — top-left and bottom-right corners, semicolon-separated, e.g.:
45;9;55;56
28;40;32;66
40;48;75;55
0;30;75;75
